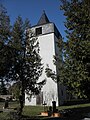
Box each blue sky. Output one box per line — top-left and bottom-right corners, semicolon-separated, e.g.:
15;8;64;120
0;0;66;41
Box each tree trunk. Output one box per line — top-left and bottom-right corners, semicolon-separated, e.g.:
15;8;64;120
19;81;25;115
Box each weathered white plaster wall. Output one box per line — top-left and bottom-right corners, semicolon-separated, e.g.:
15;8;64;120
38;33;58;106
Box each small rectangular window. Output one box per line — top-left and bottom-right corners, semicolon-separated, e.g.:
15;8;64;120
36;27;42;36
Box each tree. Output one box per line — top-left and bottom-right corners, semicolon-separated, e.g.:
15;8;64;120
8;81;21;100
0;78;7;95
0;4;12;94
46;0;90;100
0;4;11;44
0;4;45;114
0;4;11;76
59;0;90;99
8;16;45;113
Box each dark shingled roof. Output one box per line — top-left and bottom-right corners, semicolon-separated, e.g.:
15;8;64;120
37;11;50;25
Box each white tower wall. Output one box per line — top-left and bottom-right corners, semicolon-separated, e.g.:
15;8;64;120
38;33;58;106
25;32;58;106
25;16;67;106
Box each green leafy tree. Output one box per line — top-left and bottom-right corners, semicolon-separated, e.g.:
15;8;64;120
0;4;12;77
60;0;90;99
0;4;45;114
0;4;12;94
8;81;21;100
8;16;45;113
46;0;90;100
0;78;7;95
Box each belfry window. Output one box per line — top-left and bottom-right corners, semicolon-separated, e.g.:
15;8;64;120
36;27;42;36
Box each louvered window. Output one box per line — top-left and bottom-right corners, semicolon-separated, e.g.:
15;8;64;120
36;27;42;35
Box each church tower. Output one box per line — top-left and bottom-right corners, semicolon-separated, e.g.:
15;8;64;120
25;11;67;106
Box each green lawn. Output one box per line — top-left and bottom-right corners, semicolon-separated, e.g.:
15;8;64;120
0;102;90;119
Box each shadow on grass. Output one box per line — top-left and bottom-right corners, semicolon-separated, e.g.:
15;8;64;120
61;106;90;120
22;106;90;120
0;104;90;120
21;115;66;120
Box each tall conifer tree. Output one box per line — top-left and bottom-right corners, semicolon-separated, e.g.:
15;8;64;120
9;16;44;113
60;0;90;98
0;4;11;94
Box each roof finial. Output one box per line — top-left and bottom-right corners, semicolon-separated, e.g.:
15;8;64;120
37;10;50;25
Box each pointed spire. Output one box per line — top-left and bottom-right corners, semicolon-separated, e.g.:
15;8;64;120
37;11;50;25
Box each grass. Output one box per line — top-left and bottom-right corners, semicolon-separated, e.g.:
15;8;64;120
0;101;90;119
23;105;44;116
